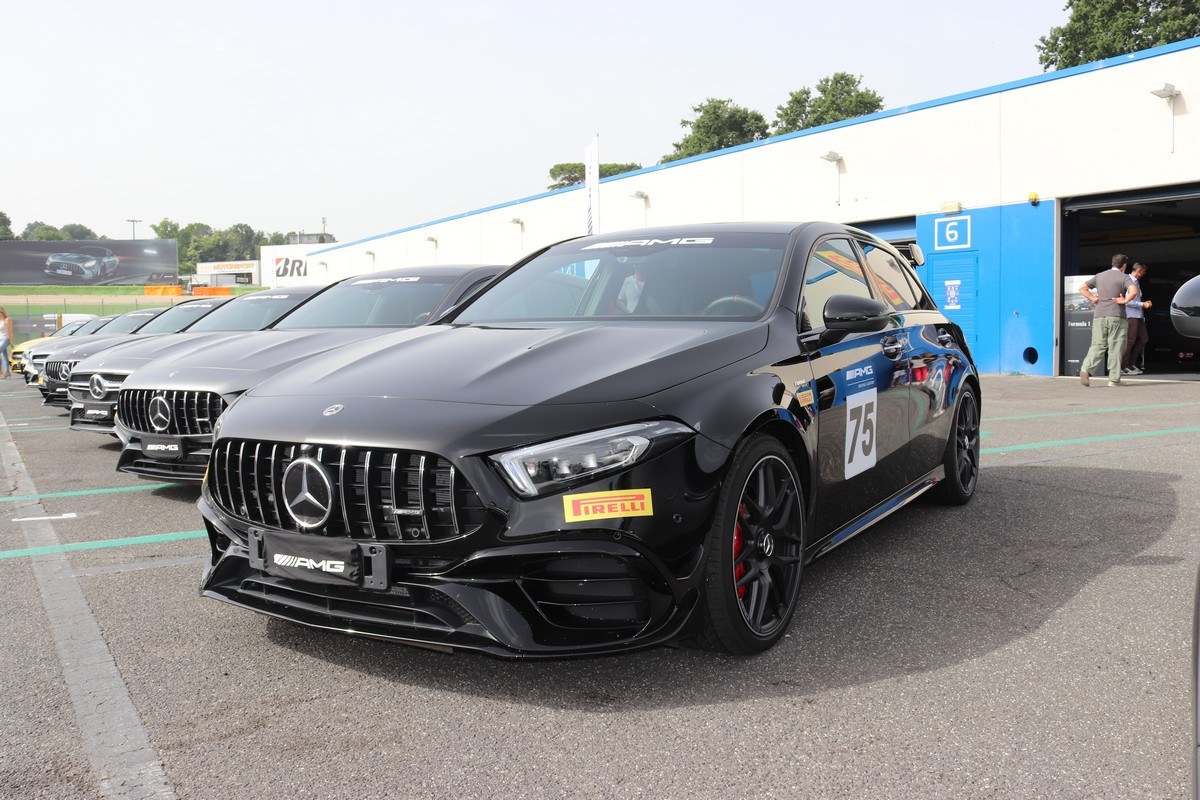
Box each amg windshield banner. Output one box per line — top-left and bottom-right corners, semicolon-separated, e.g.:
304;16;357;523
0;239;179;285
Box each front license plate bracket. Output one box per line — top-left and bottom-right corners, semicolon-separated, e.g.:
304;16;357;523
248;529;389;590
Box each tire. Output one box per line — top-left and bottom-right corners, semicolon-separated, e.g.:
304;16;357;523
931;384;980;505
696;435;805;654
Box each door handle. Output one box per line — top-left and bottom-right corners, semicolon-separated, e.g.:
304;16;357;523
881;336;903;359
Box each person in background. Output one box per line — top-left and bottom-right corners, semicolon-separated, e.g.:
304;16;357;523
1121;262;1152;376
1079;254;1138;387
617;264;646;314
0;308;12;378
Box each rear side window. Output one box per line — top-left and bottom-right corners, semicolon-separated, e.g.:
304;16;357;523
799;238;874;331
860;242;928;311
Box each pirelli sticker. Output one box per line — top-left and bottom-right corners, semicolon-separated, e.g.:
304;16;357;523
563;489;654;523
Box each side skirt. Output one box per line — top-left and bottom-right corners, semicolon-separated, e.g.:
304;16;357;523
807;465;945;561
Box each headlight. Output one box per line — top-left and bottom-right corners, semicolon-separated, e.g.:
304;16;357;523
490;421;693;498
83;259;98;267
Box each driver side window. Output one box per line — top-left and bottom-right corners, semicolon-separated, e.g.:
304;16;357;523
799;238;874;332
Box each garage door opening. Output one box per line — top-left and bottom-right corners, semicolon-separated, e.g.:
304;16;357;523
1062;184;1200;377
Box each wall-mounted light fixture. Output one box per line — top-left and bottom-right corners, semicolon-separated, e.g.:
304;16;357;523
1150;83;1182;152
631;190;649;201
819;152;843;205
424;237;437;245
940;201;963;214
509;218;524;230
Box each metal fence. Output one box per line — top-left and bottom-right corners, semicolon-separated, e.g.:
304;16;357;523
2;297;183;345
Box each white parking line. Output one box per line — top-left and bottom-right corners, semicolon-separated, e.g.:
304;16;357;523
0;408;177;798
12;512;78;522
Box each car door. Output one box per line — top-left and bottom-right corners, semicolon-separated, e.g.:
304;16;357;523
858;237;955;482
798;237;912;541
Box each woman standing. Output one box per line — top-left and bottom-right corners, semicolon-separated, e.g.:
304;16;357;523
0;308;13;378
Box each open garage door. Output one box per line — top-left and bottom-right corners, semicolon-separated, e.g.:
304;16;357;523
1062;183;1200;377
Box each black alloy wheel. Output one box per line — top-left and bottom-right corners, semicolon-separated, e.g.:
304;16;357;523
698;435;805;654
932;384;980;505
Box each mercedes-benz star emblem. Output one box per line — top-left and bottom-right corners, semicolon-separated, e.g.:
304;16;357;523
281;457;334;529
323;404;344;416
89;374;107;400
148;395;172;433
758;533;776;558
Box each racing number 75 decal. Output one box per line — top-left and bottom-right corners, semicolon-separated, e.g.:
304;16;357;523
844;387;878;478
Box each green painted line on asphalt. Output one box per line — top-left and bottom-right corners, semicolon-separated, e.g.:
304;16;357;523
7;426;69;433
0;530;207;560
988;401;1200;422
3;416;66;423
0;483;177;504
982;425;1200;454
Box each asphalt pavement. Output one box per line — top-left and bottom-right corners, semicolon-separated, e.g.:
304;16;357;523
1;373;1197;799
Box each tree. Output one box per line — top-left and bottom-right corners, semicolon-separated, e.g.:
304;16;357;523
774;72;884;134
1037;0;1200;71
0;212;15;241
547;162;643;190
60;223;98;240
21;221;66;240
660;98;770;164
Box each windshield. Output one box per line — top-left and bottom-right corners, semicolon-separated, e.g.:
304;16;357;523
75;317;113;335
188;290;315;332
102;309;165;334
274;275;457;329
52;321;88;336
135;299;228;334
454;233;789;323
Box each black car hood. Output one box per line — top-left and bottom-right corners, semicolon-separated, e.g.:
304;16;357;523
72;332;245;375
52;332;169;363
120;328;402;393
247;321;769;406
27;333;131;359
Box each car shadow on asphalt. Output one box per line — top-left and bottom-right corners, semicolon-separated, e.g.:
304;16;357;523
262;463;1179;711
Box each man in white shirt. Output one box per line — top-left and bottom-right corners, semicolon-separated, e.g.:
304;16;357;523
617;266;645;314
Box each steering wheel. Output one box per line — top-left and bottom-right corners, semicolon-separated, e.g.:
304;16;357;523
701;295;765;316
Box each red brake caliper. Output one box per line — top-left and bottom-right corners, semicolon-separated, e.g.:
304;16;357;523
733;504;747;599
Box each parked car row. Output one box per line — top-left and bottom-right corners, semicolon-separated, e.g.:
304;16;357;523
23;223;981;659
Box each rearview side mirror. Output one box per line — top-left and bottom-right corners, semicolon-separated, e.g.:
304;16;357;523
809;294;891;347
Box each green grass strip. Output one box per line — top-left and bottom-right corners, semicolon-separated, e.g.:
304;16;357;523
0;530;206;560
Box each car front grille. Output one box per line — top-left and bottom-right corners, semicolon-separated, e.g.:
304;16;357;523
48;261;82;275
209;439;487;543
117;388;225;435
68;373;125;402
45;360;77;382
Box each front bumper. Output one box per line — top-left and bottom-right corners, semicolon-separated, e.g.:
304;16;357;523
197;435;726;657
199;496;701;658
116;431;212;481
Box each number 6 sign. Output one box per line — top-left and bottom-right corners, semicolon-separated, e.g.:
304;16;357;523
934;215;972;251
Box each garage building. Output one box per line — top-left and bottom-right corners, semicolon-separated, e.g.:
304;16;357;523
302;37;1200;377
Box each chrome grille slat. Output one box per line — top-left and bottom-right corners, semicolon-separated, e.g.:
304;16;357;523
117;388;227;436
210;438;484;543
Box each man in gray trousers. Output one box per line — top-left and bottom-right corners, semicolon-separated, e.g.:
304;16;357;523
1079;253;1139;387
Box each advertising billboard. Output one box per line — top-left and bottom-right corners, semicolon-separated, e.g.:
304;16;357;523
0;239;179;285
262;244;330;288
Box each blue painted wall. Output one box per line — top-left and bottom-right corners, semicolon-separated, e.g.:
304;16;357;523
915;200;1057;375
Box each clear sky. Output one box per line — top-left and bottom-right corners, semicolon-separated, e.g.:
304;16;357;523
2;0;1070;244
